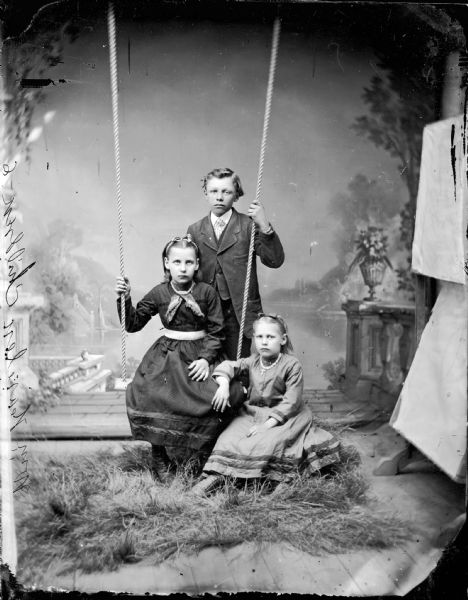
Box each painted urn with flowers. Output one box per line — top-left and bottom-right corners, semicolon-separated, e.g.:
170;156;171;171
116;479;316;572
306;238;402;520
348;226;393;301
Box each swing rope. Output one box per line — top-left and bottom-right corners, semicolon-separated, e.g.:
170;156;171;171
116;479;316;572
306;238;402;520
107;5;280;370
236;17;281;360
107;2;127;382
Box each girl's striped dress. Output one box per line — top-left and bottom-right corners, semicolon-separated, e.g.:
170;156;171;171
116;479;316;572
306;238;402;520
203;353;341;480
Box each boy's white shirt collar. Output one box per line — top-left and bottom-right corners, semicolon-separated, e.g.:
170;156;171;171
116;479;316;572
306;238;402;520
210;208;233;227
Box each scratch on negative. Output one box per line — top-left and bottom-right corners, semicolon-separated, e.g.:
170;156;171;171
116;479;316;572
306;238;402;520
328;42;344;73
20;78;69;88
465;86;468;186
450;124;456;202
463;86;467;156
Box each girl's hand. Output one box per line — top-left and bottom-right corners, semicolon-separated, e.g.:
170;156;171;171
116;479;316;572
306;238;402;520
212;378;231;412
115;276;131;299
188;358;210;381
247;201;270;233
246;417;278;437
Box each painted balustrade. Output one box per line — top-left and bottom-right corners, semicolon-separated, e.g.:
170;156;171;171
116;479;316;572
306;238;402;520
34;353;110;394
341;300;416;409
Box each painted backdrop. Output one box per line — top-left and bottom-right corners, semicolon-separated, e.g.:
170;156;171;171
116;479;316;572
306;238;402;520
10;4;442;387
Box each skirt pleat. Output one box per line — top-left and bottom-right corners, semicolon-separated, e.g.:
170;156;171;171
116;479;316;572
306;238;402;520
203;405;340;480
126;336;243;449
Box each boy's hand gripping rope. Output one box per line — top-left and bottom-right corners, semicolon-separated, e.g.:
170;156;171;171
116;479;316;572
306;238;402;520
236;17;281;360
108;2;127;382
107;4;280;368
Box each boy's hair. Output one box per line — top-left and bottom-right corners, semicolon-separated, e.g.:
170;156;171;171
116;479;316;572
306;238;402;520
253;313;294;354
162;235;201;282
202;167;244;198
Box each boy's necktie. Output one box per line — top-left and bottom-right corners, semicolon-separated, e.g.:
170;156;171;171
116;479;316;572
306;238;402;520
214;218;226;239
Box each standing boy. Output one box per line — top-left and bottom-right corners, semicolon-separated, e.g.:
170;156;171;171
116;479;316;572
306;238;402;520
187;167;285;359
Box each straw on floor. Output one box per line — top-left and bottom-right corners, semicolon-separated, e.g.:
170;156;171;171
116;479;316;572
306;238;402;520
15;443;412;587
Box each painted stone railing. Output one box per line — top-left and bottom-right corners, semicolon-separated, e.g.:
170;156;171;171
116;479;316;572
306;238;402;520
29;356;76;376
341;300;416;409
47;365;82;390
38;353;111;394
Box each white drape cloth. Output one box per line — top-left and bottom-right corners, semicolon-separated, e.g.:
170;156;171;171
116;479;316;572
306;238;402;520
391;282;466;482
391;115;467;483
411;116;465;284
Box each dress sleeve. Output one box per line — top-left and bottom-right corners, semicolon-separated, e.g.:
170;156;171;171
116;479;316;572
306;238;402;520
212;355;254;381
116;288;159;333
197;286;225;364
254;226;285;269
269;359;304;424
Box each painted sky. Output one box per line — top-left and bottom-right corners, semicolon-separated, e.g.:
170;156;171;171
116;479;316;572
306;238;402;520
14;17;406;295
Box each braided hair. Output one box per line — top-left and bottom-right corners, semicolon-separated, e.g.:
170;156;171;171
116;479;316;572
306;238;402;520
161;234;201;282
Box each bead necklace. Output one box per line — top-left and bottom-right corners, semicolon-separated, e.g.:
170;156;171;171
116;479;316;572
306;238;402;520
171;281;194;295
260;353;282;372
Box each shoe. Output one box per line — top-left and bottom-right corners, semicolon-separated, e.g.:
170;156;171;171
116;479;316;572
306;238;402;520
192;474;224;496
151;445;171;484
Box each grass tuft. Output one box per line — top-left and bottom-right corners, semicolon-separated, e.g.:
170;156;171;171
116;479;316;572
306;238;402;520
15;444;412;587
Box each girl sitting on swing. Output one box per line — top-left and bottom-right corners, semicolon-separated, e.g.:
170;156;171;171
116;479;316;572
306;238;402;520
115;235;243;482
193;313;341;495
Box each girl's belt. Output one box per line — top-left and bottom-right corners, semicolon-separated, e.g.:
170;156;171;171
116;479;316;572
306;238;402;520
162;329;206;340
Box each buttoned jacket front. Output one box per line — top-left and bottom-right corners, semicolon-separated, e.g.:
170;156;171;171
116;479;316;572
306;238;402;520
187;209;285;337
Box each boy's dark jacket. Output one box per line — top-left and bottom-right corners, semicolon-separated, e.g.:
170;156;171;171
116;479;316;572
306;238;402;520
187;208;285;337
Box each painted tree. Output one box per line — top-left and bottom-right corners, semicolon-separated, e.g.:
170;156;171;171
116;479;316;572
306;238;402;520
29;220;87;344
351;4;465;292
4;8;81;160
328;173;403;273
352;74;431;247
2;6;89;344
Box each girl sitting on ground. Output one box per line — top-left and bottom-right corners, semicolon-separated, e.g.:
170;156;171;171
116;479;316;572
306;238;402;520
115;235;243;482
193;314;341;495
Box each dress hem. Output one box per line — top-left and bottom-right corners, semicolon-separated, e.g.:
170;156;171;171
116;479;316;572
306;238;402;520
203;447;342;479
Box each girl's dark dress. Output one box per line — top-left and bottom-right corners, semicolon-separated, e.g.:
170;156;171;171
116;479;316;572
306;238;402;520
118;281;242;450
